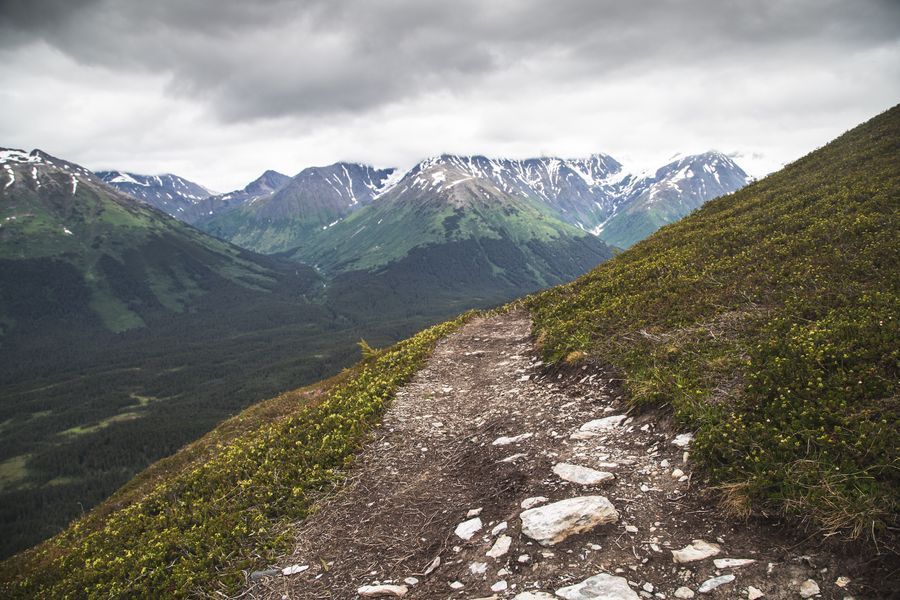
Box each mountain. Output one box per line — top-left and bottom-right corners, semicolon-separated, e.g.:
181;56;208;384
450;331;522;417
96;170;214;219
289;154;615;320
596;151;750;247
181;169;291;224
371;153;632;231
195;152;747;257
2;149;308;334
4;105;895;598
196;162;396;253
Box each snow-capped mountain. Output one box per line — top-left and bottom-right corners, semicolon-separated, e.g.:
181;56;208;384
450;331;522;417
194;162;395;254
384;151;748;247
596;151;750;247
183;169;291;224
383;153;632;229
96;171;214;219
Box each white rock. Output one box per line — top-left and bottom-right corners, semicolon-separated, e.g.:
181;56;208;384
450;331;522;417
449;581;464;590
520;496;619;546
403;576;419;586
501;453;528;462
799;579;820;598
281;564;308;576
570;431;600;440
672;433;694;447
671;539;721;563
513;593;556;600
642;582;654;592
674;587;695;599
625;525;639;533
422;556;440;575
520;496;550;509
517;554;531;564
467;507;483;517
580;415;628;431
697;574;734;594
835;576;851;588
713;558;756;568
556;573;640;600
671;468;685;478
487;535;512;558
491;580;508;592
469;561;488;575
747;586;764;600
357;584;409;598
455;517;483;540
491;521;508;535
553;463;615;486
493;433;533;446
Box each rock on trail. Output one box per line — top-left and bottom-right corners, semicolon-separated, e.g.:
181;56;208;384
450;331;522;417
241;311;877;599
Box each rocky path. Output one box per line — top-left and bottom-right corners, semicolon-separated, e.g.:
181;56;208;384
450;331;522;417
243;312;874;600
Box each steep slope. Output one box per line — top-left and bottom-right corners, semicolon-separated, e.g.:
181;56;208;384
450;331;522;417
597;152;749;247
2;105;895;598
528;106;898;543
96;170;213;219
196;162;395;253
181;169;290;224
1;149;302;333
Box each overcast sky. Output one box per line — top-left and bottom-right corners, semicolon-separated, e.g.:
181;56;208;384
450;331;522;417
1;0;898;191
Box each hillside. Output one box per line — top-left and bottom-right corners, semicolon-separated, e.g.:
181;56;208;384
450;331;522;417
528;106;898;543
2;105;896;597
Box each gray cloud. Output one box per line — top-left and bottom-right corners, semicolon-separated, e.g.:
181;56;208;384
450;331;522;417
0;0;898;189
2;0;898;122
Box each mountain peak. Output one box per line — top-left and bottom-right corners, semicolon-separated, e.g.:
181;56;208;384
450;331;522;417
96;170;214;217
243;169;290;196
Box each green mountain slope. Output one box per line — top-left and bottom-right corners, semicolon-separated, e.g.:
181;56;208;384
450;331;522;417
2;105;895;597
287;156;615;320
0;148;313;334
528;105;898;542
196;163;394;253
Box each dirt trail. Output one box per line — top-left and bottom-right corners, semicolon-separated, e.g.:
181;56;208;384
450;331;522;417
243;311;881;600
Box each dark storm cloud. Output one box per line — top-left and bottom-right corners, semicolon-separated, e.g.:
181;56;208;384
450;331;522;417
2;0;898;122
